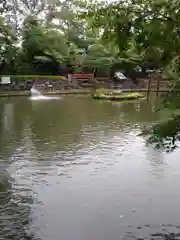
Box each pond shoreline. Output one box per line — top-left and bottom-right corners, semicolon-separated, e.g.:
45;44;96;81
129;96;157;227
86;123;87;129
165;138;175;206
0;89;91;97
0;88;170;98
93;95;145;101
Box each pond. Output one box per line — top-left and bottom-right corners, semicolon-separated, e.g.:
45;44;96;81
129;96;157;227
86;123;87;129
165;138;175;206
0;96;180;240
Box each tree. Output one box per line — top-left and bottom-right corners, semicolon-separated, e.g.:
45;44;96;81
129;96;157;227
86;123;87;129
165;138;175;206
1;0;46;34
140;55;180;152
0;0;179;81
11;15;69;74
0;16;17;73
22;16;68;60
85;0;180;68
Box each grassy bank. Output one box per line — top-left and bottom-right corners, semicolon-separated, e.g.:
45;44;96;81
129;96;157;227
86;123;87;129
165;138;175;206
0;75;67;81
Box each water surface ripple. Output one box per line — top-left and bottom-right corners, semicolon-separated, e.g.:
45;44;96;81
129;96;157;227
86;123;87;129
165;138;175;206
0;97;180;240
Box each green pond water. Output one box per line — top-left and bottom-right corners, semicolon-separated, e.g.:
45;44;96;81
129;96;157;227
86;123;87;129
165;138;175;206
0;96;180;240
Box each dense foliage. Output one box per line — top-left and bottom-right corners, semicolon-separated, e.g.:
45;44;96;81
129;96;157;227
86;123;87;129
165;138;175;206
0;1;176;72
146;56;180;151
1;0;180;75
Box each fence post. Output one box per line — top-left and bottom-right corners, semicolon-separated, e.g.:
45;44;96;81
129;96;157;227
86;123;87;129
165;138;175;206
68;74;71;85
156;71;161;99
147;70;153;100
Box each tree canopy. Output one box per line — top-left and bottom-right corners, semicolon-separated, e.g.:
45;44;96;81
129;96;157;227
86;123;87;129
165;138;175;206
1;0;179;75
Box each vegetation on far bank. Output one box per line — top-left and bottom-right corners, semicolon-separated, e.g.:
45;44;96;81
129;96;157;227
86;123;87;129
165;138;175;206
1;0;180;77
0;75;67;81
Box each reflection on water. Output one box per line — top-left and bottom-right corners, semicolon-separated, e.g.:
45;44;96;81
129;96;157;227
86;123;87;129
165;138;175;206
3;103;14;131
0;97;180;240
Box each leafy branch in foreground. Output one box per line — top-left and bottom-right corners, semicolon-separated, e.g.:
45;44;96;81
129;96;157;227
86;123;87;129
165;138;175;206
143;115;180;152
141;56;180;152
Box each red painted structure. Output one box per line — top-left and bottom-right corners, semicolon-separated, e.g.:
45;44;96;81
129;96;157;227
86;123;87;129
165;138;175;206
68;73;94;82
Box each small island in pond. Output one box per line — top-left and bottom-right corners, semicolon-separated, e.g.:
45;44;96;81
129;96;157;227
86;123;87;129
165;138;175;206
92;89;144;101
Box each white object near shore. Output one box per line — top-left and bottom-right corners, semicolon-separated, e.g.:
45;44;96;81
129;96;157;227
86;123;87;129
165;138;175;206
113;89;122;94
1;76;11;84
115;72;127;80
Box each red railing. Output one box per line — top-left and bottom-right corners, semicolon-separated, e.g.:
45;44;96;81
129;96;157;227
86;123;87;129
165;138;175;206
68;74;94;81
